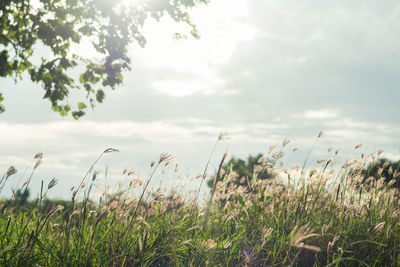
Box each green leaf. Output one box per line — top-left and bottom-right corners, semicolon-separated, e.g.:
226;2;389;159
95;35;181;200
72;110;85;119
259;187;265;202
96;89;105;103
237;194;245;207
79;73;85;84
77;102;87;110
0;0;207;118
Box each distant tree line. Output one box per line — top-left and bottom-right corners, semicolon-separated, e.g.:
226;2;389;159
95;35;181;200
207;153;277;189
208;153;400;190
362;158;400;188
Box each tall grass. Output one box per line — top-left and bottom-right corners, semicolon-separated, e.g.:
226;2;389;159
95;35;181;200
0;137;399;266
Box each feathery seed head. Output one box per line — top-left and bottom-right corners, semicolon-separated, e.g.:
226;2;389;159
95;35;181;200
268;144;277;154
354;143;363;150
205;239;217;250
372;222;385;234
282;137;290;147
47;178;58;189
218;132;230;140
104;148;119;153
158;152;173;164
6;166;17;178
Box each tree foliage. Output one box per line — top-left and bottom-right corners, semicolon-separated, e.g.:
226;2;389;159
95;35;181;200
362;158;400;188
207;153;276;189
0;0;208;118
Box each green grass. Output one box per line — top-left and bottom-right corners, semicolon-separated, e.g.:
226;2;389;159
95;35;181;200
1;142;400;266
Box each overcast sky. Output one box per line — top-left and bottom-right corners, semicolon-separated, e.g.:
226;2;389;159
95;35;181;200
1;0;399;200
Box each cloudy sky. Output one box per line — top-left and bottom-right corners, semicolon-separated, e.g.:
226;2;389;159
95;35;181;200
1;0;399;200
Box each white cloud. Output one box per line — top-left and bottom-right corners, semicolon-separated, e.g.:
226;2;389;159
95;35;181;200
304;109;339;120
152;78;224;97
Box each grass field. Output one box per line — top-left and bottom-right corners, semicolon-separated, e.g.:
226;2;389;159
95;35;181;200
1;137;399;266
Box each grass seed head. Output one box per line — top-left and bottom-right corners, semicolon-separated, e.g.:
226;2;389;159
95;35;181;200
205;239;217;250
282;137;290;147
354;143;363;150
262;226;273;240
159;152;173;164
47;178;58;189
268;144;277;154
223;240;231;249
372;222;385;234
34;153;43;169
104;148;119;153
391;209;400;218
6;166;17;178
218;132;230;140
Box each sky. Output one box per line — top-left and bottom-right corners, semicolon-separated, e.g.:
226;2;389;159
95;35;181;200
1;0;399;200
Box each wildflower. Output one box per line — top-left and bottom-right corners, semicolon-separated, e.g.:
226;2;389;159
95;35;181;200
242;249;255;264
